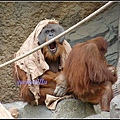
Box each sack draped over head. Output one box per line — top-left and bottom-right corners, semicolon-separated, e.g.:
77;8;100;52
14;19;72;80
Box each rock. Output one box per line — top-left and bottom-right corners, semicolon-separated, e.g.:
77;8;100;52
52;98;96;118
110;94;120;118
22;104;53;118
8;107;19;118
84;111;110;118
3;101;27;118
23;98;96;118
0;103;14;119
3;99;96;118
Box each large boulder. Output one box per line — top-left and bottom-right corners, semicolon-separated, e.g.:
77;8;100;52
21;98;96;118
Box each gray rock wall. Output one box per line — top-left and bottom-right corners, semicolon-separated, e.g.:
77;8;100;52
65;2;120;67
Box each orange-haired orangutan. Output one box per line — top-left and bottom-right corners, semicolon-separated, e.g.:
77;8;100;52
13;21;71;105
54;36;117;111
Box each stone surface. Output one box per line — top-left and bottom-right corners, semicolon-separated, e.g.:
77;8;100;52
3;101;27;118
84;111;110;119
52;98;96;118
3;99;96;118
110;95;120;118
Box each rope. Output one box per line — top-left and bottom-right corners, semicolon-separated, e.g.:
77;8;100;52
0;1;114;68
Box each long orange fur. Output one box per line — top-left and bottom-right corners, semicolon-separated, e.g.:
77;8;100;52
13;41;66;105
64;36;117;111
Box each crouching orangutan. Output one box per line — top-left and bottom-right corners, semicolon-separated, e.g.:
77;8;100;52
54;36;117;112
13;19;72;105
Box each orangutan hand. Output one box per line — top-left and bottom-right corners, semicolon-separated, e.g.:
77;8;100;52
53;72;67;97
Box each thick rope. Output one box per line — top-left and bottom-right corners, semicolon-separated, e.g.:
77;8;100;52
0;1;114;68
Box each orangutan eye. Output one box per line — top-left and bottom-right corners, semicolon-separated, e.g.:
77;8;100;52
45;30;49;34
51;29;55;33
